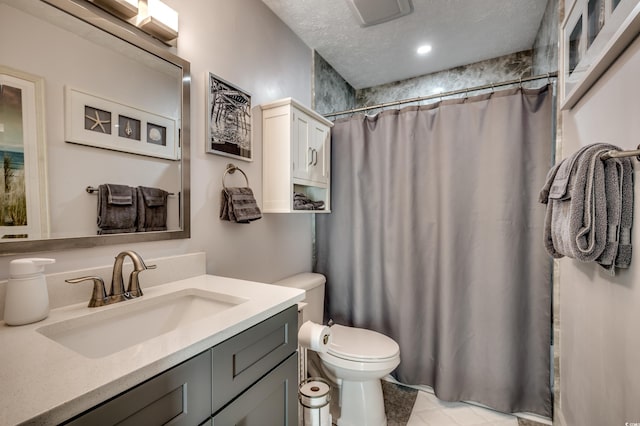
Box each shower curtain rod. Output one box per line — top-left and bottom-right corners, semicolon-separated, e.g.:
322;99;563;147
323;71;558;118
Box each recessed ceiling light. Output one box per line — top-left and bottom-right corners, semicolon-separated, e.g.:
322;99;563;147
417;45;432;55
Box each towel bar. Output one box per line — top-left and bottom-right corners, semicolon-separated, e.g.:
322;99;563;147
86;186;175;196
222;163;249;189
600;144;640;161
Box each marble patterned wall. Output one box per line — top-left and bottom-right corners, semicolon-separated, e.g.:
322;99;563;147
533;0;560;74
313;51;356;115
354;50;533;109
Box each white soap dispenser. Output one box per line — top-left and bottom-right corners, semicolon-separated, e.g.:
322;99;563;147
4;258;55;326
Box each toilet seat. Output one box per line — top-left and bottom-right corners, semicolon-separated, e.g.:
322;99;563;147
325;324;399;362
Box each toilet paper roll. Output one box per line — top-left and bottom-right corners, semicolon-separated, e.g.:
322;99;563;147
302;404;331;426
299;378;331;426
298;321;332;353
299;379;331;407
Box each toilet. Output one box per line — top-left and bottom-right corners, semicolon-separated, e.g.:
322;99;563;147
273;273;400;426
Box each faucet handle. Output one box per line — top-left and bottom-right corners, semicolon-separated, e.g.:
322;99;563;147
126;263;157;298
65;276;107;308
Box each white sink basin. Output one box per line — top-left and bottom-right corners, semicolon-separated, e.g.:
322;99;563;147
37;288;248;358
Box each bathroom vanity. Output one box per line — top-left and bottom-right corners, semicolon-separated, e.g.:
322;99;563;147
0;274;304;425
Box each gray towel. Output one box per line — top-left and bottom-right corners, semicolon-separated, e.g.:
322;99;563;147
137;186;169;232
540;143;633;274
615;157;634;269
97;184;137;235
220;187;262;223
293;192;325;210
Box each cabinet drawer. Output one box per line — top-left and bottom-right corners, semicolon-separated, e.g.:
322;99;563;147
212;353;298;425
212;305;297;413
64;350;212;426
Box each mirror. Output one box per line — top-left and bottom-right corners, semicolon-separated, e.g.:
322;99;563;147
0;0;190;255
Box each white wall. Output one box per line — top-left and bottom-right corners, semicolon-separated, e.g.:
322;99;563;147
0;0;314;286
559;35;640;426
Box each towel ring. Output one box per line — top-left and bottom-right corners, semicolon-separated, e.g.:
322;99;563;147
222;164;249;189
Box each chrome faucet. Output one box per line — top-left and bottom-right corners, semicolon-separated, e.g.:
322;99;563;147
110;250;156;300
66;251;156;307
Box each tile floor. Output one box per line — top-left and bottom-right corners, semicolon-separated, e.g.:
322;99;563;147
406;390;519;426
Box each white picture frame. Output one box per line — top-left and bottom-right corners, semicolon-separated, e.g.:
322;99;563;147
561;0;640;109
65;87;179;160
0;66;49;241
206;72;252;162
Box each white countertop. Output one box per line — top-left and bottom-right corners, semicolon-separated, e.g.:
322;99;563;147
0;274;304;425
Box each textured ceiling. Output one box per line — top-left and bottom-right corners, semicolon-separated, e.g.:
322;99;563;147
261;0;550;89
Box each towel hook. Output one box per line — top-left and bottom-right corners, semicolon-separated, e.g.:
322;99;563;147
222;164;249;189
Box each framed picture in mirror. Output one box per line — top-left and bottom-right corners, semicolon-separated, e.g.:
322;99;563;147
206;72;252;162
0;66;49;241
65;87;178;160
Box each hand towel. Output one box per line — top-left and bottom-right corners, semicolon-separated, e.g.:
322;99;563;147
220;187;262;223
540;143;633;274
137;186;169;232
97;184;137;235
614;157;634;269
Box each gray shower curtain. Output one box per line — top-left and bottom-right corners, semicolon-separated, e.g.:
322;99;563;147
315;86;553;416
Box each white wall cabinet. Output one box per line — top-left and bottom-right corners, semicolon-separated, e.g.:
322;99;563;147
261;98;333;213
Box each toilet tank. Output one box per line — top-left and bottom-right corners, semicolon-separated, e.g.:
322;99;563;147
272;273;325;324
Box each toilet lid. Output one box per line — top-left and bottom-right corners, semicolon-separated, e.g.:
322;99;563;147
326;324;399;361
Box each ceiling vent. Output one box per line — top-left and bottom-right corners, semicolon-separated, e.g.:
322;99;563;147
344;0;413;27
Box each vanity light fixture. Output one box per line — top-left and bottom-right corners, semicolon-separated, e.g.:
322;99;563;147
417;44;432;55
90;0;139;20
136;0;179;44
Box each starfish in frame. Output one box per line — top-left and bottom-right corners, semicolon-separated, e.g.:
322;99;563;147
85;109;110;133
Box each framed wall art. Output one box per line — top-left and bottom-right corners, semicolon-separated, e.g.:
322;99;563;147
65;87;178;160
561;0;640;109
206;72;252;162
0;66;49;241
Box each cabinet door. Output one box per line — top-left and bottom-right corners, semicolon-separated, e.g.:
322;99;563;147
211;305;298;413
212;354;298;426
64;351;212;426
307;119;329;185
292;110;310;181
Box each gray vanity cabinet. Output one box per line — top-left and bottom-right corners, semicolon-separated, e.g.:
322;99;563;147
63;305;298;426
64;350;212;426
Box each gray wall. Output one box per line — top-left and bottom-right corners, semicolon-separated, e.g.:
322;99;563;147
354;50;533;109
313;51;356;115
0;0;315;284
558;34;640;426
532;0;559;74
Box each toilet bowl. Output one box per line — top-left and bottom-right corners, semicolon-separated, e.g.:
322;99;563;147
272;273;401;426
319;324;400;426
